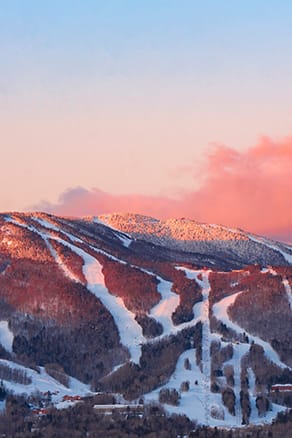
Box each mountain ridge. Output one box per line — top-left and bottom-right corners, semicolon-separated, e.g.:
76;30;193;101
0;211;291;429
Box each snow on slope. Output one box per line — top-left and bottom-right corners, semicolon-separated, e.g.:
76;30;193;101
248;234;292;264
145;269;286;427
148;268;215;339
31;216;61;233
149;277;180;335
247;367;259;423
222;345;284;427
70;244;145;364
40;221;201;344
232;344;245;425
0;359;91;401
144;346;280;428
263;267;292;311
5;216;81;283
2;214;290;426
45;238;81;283
46;237;146;365
175;268;213;424
283;278;292;310
97;213;249;243
0;321;14;352
213;292;289;369
93;217;133;248
144;349;210;424
194;270;212;425
21;215;190;362
5;216;145;364
116;233;132;248
224;343;250;425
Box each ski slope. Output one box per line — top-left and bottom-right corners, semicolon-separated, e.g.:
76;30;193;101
0;321;14;352
1;215;290;427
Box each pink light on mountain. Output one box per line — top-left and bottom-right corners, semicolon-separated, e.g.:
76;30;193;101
37;135;292;243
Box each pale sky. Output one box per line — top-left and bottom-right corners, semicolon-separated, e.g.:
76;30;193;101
1;1;292;241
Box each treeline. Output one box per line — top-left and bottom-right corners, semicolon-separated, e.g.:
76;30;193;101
102;324;202;399
11;312;128;387
0;219;52;263
0;362;31;385
0;257;114;324
0;394;291;438
228;270;292;366
49;239;86;284
189;409;292;437
0;395;194;438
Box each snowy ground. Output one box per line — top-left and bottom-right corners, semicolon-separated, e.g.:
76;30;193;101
5;216;145;364
262;267;292;311
145;268;287;427
248;234;292;264
283;278;292;310
4;217;205;363
93;217;133;248
143;346;283;428
0;359;92;403
2;216;289;426
0;321;14;352
71;244;145;364
212;293;288;369
45;238;81;283
149;277;180;335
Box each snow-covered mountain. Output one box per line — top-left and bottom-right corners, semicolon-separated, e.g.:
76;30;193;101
0;212;291;428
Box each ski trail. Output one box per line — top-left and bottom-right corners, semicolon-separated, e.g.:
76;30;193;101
2;216;289;426
62;243;145;364
45;238;81;283
149;277;180;335
248;367;256;397
232;344;242;424
202;305;210;424
174;268;212;424
31;216;61;233
7;216;189;339
248;234;292;264
283;278;292;310
0;321;14;352
213;292;289;369
184;269;212;425
247;367;257;422
5;217;145;364
93;218;133;247
5;217;81;283
0;358;91;402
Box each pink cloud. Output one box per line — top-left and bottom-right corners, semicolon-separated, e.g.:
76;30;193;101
37;135;292;242
38;187;180;220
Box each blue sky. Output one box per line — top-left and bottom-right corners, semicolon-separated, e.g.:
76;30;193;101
0;1;292;233
2;0;292;97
